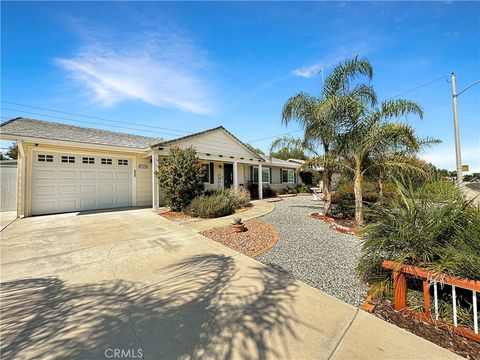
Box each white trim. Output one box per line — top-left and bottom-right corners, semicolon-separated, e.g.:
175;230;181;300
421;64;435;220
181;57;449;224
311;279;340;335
152;151;159;210
233;161;238;189
258;163;263;200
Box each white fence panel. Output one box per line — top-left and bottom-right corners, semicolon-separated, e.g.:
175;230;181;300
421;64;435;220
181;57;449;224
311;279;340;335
1;166;17;211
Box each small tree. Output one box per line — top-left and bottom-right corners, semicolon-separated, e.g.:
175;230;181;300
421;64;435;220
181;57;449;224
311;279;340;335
156;146;206;211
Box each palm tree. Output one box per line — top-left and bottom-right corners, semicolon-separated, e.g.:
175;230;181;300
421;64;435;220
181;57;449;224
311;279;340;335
336;99;434;224
279;56;376;215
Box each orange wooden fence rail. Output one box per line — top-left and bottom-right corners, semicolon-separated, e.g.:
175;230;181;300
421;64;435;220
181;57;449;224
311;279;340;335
381;260;480;343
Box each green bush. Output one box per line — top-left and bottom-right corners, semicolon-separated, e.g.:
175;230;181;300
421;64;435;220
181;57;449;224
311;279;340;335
184;193;235;218
263;186;277;198
296;183;311;193
156;147;206;211
286;186;298;194
359;180;480;287
205;188;251;209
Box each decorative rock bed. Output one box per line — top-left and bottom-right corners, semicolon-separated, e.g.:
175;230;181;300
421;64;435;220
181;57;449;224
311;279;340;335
309;213;358;235
256;196;368;307
200;219;278;257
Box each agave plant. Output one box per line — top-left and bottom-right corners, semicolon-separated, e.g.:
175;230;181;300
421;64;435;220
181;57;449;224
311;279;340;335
359;179;480;289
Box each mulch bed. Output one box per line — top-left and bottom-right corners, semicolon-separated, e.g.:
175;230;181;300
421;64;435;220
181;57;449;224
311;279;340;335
372;299;480;359
200;219;278;257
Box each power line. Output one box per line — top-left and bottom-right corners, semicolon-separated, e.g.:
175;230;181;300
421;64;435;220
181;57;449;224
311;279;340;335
0;100;192;134
247;129;303;143
1;107;184;139
384;75;449;101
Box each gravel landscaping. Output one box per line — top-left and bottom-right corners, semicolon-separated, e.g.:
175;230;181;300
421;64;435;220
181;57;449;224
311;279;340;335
257;196;368;307
200;219;277;257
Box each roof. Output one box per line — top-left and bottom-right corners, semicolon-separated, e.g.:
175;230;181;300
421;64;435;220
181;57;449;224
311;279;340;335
0;118;161;150
152;126;263;160
263;157;300;168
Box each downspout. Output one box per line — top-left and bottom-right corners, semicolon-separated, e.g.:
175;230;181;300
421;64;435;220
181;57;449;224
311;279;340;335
17;140;26;218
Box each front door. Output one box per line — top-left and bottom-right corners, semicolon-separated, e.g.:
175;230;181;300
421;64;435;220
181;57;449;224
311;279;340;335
224;163;233;188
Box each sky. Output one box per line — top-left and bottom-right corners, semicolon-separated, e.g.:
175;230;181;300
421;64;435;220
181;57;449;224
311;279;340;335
1;1;479;172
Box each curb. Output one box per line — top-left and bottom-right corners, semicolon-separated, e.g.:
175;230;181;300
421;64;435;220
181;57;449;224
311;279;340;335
250;223;279;258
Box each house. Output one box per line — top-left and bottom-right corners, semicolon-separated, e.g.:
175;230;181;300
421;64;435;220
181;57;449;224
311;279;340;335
0;117;301;217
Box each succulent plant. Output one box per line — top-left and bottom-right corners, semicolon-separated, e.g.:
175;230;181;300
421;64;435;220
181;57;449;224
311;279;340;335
232;217;243;225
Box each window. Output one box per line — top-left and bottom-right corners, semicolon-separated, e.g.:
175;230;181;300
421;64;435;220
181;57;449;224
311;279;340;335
61;155;75;163
253;167;270;183
118;159;129;165
101;158;112;165
38;154;53;162
202;162;214;184
82;157;95;164
282;169;295;183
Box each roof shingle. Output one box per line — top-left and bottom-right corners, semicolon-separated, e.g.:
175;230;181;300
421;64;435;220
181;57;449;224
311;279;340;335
0;118;161;149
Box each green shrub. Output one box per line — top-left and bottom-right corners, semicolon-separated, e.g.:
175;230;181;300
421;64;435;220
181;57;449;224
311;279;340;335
230;187;251;207
286;186;298;194
296;183;311;193
263;186;277;198
156;147;206;211
204;188;251;209
184;193;235;218
359;180;480;287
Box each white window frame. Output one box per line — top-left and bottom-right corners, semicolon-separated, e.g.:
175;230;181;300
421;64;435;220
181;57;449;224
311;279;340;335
61;155;75;163
101;158;113;165
38;154;53;162
253;167;270;183
118;159;129;166
282;169;295;184
82;157;95;164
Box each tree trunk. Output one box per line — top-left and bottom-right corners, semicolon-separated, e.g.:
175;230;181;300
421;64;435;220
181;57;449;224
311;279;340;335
354;160;363;225
323;169;332;215
378;170;384;197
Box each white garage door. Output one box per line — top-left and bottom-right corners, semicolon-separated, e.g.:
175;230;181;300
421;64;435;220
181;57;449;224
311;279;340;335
31;151;133;215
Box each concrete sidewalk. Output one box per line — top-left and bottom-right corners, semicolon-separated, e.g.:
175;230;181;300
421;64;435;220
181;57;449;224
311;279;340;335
0;209;460;359
186;199;274;232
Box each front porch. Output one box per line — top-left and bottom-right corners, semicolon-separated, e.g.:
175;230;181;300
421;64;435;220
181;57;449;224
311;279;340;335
150;152;301;210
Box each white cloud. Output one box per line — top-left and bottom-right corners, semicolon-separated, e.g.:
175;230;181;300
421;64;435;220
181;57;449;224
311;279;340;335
292;41;375;79
55;26;214;114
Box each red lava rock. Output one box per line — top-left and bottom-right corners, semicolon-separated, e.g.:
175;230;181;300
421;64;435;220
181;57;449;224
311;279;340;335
200;219;276;257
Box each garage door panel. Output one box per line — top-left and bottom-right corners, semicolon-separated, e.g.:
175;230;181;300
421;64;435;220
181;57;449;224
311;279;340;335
59;199;78;211
59;184;77;195
100;197;114;206
116;171;130;180
32;152;133;215
99;171;114;179
117;196;130;206
34;169;55;180
80;170;96;179
116;183;130;192
100;184;114;193
32;200;56;213
80;198;97;209
34;185;56;195
80;184;96;194
59;170;77;179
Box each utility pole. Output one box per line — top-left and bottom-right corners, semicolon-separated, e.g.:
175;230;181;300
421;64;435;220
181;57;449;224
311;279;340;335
451;73;463;185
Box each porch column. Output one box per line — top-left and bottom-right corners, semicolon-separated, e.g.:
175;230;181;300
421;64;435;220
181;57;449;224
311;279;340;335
233;161;238;189
258;163;263;199
152;151;159;210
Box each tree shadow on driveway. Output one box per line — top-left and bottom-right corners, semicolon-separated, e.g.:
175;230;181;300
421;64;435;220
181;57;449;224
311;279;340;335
1;254;300;359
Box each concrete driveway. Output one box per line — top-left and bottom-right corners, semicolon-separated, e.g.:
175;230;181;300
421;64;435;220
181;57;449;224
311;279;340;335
0;209;459;359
